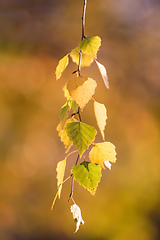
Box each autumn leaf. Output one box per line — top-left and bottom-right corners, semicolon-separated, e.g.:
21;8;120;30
95;60;109;89
70;36;101;67
60;101;71;127
56;159;66;198
79;36;101;58
89;142;117;169
71;204;84;233
62;84;79;113
55;54;69;80
66;122;97;156
71;161;101;195
57;118;76;152
67;76;97;110
94;100;107;141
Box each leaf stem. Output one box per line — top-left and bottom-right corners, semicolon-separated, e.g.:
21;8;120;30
51;175;72;210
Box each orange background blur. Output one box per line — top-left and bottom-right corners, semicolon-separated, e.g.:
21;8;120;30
0;1;160;240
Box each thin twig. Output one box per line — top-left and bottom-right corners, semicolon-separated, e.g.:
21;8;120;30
81;0;87;41
68;154;80;202
78;0;87;75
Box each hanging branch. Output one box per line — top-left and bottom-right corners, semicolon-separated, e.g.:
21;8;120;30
68;0;87;201
54;0;116;232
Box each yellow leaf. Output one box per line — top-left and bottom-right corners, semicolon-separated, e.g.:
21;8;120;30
67;76;97;110
57;118;76;152
89;142;117;169
55;54;69;80
56;159;66;198
70;36;101;67
94;101;107;141
70;48;94;67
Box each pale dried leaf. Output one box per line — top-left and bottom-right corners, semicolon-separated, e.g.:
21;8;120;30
95;60;109;89
94;101;107;141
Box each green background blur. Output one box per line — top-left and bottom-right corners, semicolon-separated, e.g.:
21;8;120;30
0;1;160;240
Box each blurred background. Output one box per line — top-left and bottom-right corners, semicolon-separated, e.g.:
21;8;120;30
0;0;160;240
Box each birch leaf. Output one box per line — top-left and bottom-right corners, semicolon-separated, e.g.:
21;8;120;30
55;54;69;80
70;36;101;67
70;49;94;67
94;101;107;141
66;122;97;156
57;118;75;152
60;101;71;127
89;142;117;169
67;76;97;110
56;159;66;198
62;85;78;113
95;60;109;89
71;161;101;195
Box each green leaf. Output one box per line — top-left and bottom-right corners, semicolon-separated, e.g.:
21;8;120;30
71;161;101;195
66;122;97;156
70;36;101;67
55;54;69;80
79;36;101;58
60;101;71;127
71;100;78;113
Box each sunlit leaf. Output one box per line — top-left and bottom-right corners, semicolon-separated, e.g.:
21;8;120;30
66;122;97;156
89;142;117;169
79;36;101;58
55;54;69;80
63;84;71;101
71;161;101;195
95;60;109;89
67;76;97;110
94;100;107;141
70;50;94;67
56;159;66;198
70;36;101;67
57;118;76;152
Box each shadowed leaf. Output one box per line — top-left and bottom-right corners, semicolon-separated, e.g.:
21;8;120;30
57;118;76;152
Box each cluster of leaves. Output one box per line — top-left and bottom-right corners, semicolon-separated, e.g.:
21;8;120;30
53;36;117;232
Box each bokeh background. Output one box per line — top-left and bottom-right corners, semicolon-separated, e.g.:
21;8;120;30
0;0;160;240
